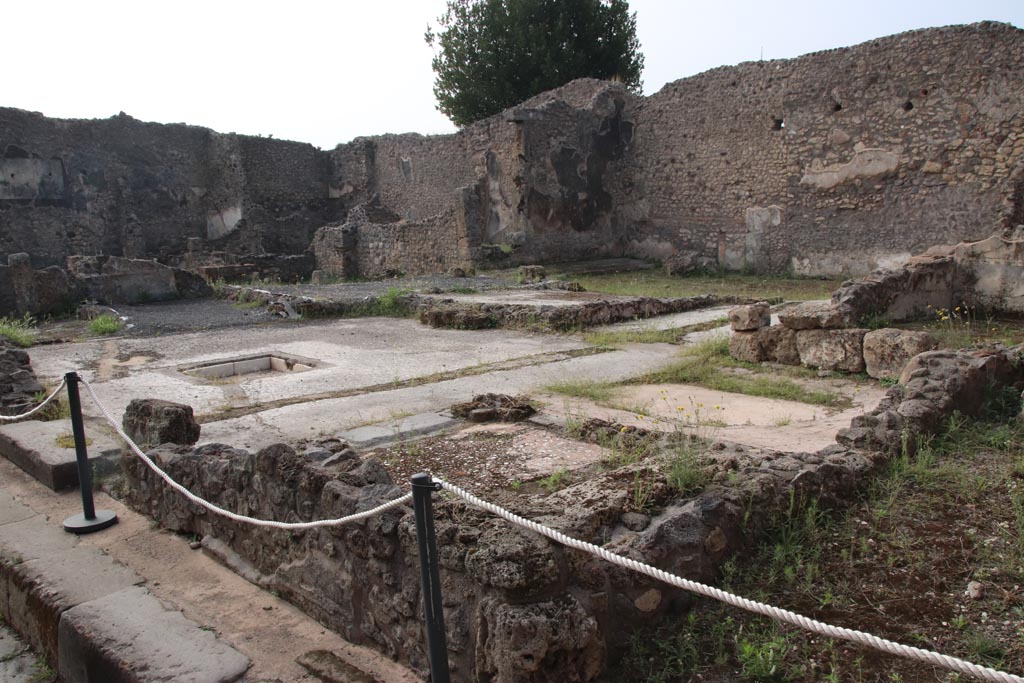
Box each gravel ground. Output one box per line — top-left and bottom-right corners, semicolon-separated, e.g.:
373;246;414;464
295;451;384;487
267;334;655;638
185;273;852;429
117;298;286;335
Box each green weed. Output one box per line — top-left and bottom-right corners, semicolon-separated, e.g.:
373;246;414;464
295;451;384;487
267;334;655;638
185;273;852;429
88;314;125;335
545;379;617;403
32;386;69;421
735;623;796;681
539;468;571;492
664;441;708;496
0;314;38;347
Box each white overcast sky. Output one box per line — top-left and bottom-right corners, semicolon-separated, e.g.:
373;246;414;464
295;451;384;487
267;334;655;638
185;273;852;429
5;0;1022;149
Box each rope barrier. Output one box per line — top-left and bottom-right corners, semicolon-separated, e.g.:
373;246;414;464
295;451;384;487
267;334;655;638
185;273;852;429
435;477;1024;683
72;374;1022;682
80;378;411;530
0;378;66;421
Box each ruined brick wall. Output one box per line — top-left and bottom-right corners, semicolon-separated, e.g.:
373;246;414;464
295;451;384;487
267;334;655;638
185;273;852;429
625;21;1024;275
0;110;345;267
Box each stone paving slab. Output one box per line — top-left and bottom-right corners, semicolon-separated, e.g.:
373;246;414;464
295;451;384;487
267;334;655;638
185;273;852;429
0;515;144;662
0;490;35;526
58;585;250;683
0;420;122;491
337;412;460;449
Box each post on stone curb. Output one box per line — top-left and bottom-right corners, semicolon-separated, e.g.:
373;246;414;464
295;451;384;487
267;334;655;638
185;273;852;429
411;472;451;683
62;372;118;534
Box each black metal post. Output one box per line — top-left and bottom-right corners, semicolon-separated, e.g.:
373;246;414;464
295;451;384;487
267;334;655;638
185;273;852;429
411;472;451;683
62;372;118;534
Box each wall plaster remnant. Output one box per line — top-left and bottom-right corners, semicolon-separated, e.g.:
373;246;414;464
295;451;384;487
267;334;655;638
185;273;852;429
799;149;900;189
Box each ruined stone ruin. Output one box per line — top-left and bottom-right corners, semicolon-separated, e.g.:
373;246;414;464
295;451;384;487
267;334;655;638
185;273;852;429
2;21;1023;302
0;20;1023;683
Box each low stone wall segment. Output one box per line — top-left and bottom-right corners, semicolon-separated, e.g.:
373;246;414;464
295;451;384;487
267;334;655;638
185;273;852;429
116;340;1024;682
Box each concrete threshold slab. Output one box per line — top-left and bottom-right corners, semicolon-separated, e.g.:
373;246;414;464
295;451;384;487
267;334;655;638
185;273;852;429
0;420;122;491
337;412;460;449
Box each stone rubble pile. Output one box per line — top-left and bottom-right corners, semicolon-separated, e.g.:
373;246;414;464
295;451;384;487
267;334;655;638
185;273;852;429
728;300;937;378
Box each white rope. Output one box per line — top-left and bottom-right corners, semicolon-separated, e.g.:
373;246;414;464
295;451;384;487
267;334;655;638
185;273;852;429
436;477;1024;683
0;378;66;421
80;379;411;530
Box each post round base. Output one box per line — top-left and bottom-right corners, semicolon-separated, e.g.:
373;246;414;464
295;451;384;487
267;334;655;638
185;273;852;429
63;509;118;534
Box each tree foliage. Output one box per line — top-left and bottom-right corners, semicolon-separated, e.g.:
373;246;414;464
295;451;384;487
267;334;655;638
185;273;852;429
426;0;644;126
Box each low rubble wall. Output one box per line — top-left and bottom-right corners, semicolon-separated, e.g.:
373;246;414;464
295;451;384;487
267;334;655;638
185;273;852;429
729;230;1024;375
119;343;1024;682
0;252;213;317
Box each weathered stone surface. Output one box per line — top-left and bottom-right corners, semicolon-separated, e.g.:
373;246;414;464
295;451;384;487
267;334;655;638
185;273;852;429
122;399;201;447
796;329;868;372
475;596;604;683
778;301;856;330
663;252;717;276
759;325;800;365
728;331;765;363
58;586;250;683
0;516;144;662
831;256;956;323
0;254;76;317
0;420;122;491
728;302;770;331
421;295;733;332
862;329;938;379
296;650;378;683
840;345;1024;452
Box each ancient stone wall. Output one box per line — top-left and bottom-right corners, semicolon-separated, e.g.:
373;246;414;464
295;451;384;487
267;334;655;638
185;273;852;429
625;22;1024;275
352;210;468;278
3;22;1022;276
0;109;345;267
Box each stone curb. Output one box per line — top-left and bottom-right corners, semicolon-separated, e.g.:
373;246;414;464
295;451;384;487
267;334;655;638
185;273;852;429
0;490;249;682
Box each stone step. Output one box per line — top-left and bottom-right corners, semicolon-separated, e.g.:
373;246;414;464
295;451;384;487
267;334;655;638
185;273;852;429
0;490;250;683
0;496;144;661
58;586;250;683
0;420;122;491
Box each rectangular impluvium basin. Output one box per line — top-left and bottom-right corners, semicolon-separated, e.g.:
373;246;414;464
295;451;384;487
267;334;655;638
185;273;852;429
182;354;315;380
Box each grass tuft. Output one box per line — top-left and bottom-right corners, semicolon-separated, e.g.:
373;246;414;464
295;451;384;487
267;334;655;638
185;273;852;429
88;314;125;336
544;379;617;404
0;314;38;347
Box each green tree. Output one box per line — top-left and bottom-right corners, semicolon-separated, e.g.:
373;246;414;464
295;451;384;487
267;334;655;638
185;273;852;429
426;0;644;126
